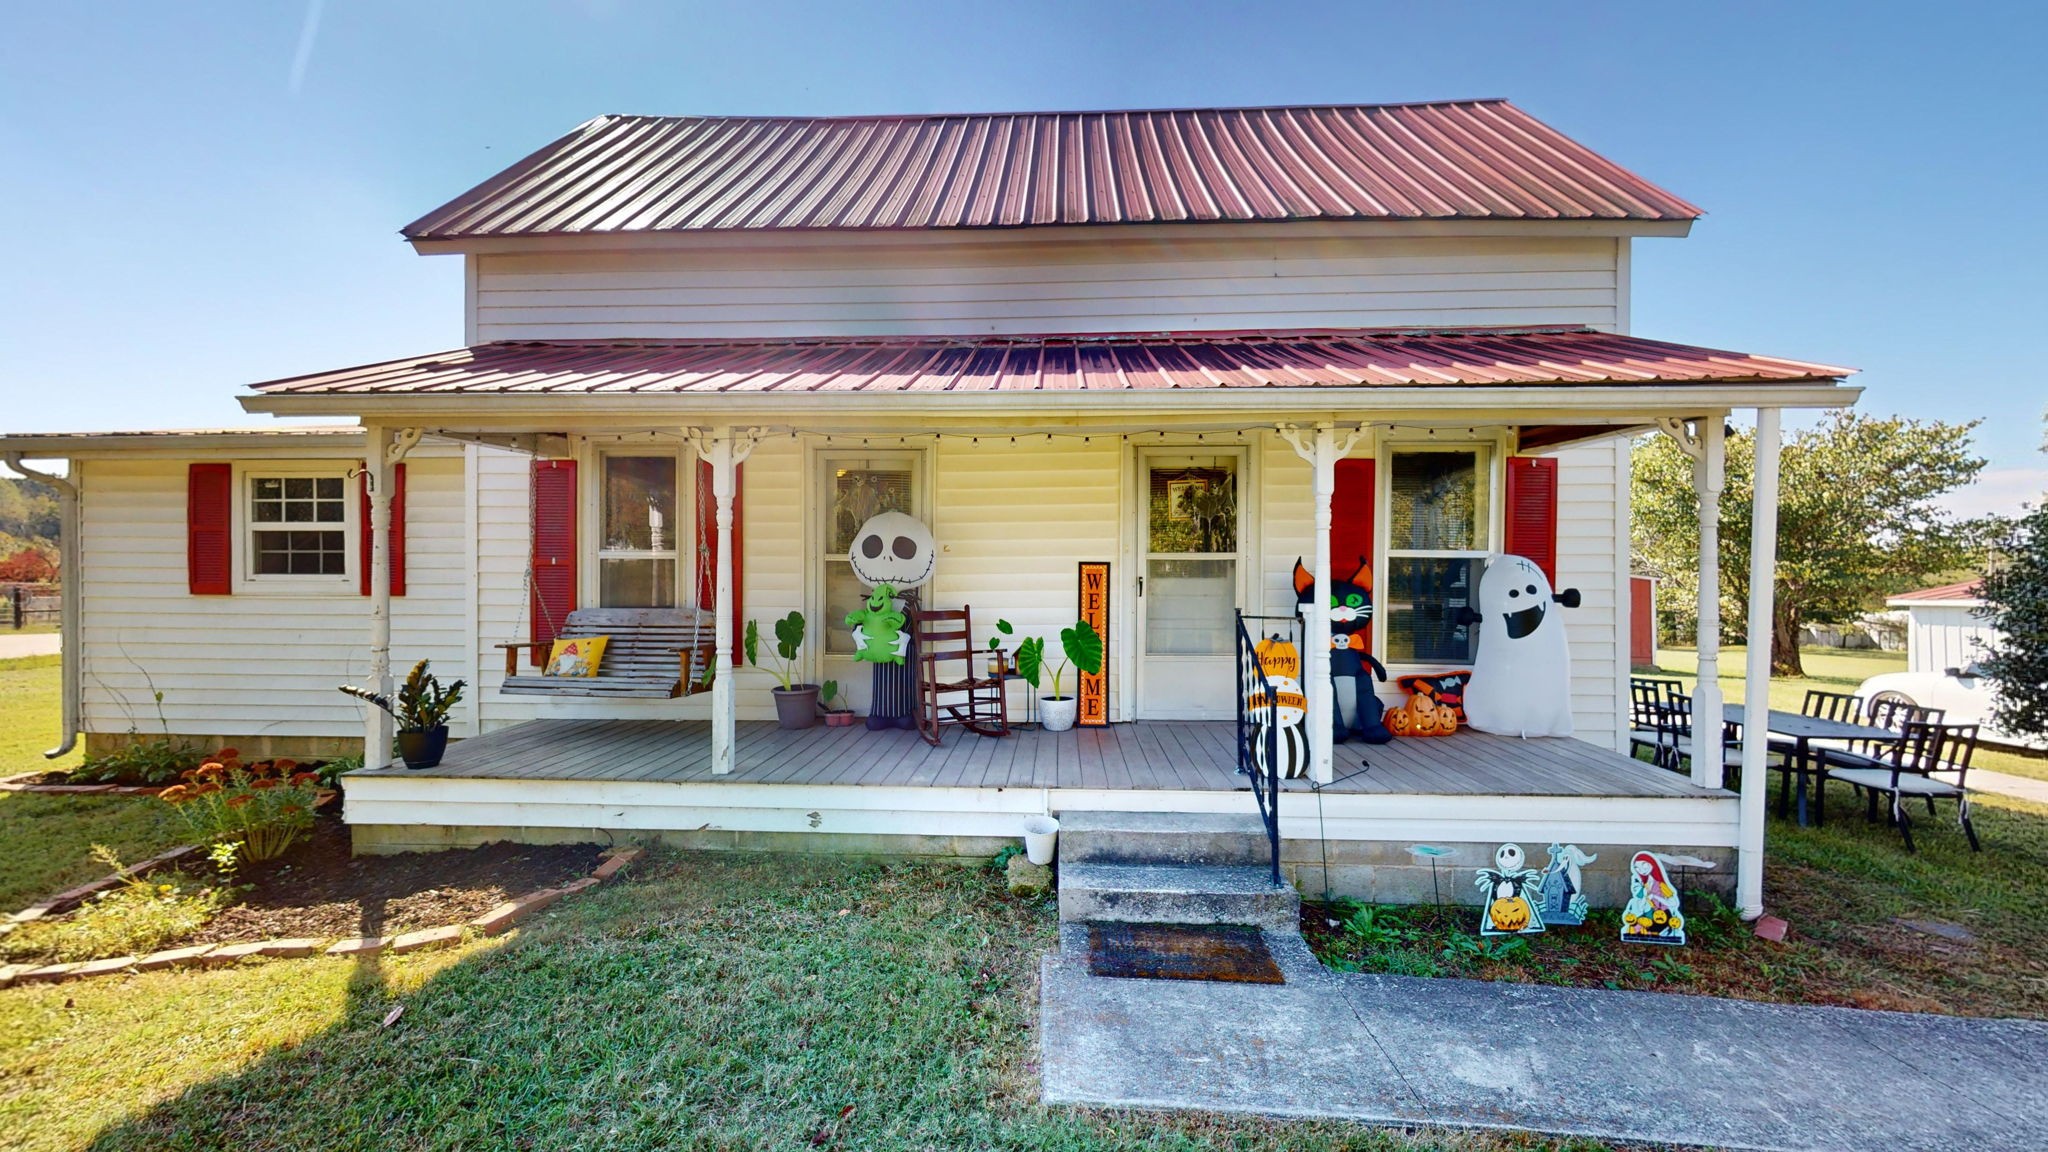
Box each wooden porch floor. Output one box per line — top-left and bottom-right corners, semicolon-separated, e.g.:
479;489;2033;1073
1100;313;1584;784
356;719;1720;799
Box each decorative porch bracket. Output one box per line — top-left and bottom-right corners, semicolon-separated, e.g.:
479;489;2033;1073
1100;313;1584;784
1657;415;1727;789
687;426;764;775
364;425;425;770
1277;421;1370;785
1736;408;1782;919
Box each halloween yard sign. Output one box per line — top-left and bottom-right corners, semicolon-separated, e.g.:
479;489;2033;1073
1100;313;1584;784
1474;843;1547;936
1536;843;1598;927
1247;631;1309;778
1620;851;1687;946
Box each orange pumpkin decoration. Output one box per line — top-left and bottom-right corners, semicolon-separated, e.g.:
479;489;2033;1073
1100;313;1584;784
1489;897;1532;933
1385;683;1460;737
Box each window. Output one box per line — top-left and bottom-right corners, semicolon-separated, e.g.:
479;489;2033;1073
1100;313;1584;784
598;454;679;607
1383;447;1491;663
249;475;348;577
1143;458;1239;656
821;453;919;656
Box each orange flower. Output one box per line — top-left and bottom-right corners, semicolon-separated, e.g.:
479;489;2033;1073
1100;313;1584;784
250;777;279;790
191;781;222;796
281;803;305;816
158;784;190;803
289;772;319;786
274;759;299;773
225;794;251;809
215;748;240;760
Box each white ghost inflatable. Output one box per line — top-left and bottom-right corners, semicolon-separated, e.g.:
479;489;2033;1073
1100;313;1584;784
1462;554;1581;738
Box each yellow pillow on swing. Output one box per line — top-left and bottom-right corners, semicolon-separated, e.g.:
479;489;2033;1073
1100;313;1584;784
545;636;608;677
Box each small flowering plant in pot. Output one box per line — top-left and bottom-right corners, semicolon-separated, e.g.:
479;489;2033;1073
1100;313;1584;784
338;659;466;769
157;750;322;862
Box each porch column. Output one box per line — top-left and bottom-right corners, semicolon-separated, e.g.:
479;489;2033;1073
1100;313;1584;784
1280;421;1367;785
1736;408;1782;919
697;426;756;776
1658;415;1725;788
363;425;423;770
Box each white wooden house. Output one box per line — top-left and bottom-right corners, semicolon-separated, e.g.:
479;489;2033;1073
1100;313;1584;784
0;102;1857;912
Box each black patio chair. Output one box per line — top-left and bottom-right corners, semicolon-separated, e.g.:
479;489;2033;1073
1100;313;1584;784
1824;722;1981;853
1768;690;1865;825
1653;691;1746;780
1629;677;1683;762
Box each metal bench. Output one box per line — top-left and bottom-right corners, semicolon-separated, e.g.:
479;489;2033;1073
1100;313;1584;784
498;608;715;699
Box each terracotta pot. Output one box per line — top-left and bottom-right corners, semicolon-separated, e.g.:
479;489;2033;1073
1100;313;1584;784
397;725;449;770
1039;696;1078;733
823;709;857;728
774;685;821;730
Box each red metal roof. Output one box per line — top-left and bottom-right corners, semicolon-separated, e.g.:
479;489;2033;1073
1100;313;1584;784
404;101;1701;240
1889;580;1983;604
248;328;1848;396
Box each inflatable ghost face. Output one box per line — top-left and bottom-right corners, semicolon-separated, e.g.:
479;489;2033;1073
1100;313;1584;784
1461;555;1582;738
848;511;935;590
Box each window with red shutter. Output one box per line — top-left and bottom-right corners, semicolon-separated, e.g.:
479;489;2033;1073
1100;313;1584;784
1504;455;1560;585
530;459;578;666
358;463;406;597
186;463;233;595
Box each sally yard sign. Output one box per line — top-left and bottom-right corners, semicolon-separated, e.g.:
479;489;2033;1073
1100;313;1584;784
1078;562;1110;727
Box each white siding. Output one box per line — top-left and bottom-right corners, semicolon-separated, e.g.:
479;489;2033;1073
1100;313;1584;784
77;451;473;742
1904;604;1995;675
473;235;1621;341
1553;438;1632;749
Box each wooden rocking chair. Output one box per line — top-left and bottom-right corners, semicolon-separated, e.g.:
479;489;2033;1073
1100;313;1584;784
910;604;1010;746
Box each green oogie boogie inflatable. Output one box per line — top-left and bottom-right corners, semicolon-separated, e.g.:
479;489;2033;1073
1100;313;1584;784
842;511;935;730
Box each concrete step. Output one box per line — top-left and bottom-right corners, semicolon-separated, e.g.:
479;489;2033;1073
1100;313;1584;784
1054;810;1272;867
1058;862;1300;932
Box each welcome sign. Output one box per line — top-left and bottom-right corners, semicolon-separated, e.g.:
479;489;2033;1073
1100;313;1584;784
1078;562;1110;727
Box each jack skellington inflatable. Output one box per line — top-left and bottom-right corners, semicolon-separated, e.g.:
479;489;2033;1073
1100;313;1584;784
842;511;936;730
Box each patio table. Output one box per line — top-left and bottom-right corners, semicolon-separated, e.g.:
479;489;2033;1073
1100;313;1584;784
1723;703;1901;826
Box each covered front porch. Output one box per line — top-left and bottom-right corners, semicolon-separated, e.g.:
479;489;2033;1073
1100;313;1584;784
344;717;1736;903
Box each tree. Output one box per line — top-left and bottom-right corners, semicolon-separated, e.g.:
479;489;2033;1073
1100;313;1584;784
1633;410;1991;677
0;548;57;584
1979;494;2048;742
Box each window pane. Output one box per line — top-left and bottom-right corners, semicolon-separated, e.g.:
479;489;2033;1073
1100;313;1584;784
252;499;282;523
600;558;677;609
827;467;913;554
1146;558;1235;655
284;499;314;522
254;530;345;577
1389;450;1489;551
825;561;868;655
316;477;343;500
1385;556;1483;663
1147;466;1236;554
283;477;313;500
602;456;678;553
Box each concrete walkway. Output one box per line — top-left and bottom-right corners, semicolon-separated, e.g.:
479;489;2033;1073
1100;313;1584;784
0;632;59;660
1970;768;2048;806
1041;929;2048;1151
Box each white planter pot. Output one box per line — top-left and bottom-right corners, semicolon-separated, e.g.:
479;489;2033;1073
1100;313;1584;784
1022;814;1060;866
1039;696;1078;732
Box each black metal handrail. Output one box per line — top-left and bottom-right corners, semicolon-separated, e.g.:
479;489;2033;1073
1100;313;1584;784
1235;612;1289;885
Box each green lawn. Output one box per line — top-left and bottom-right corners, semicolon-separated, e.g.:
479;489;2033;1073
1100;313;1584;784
0;655;80;778
1646;645;2048;783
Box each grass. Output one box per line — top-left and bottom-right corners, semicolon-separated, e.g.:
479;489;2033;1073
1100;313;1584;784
1644;644;2048;783
0;854;1592;1152
0;655;80;778
0;793;190;914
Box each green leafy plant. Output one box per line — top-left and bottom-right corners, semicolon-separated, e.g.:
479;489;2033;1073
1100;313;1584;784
1018;619;1104;699
0;846;230;964
158;752;321;862
337;659;466;732
820;679;846;711
316;752;362;788
1342;904;1416;949
72;736;206;785
987;618;1015;669
745;612;808;691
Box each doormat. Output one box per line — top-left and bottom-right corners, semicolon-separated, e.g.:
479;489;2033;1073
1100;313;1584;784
1086;922;1284;984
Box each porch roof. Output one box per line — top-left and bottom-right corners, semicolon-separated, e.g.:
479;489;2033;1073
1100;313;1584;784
244;327;1852;399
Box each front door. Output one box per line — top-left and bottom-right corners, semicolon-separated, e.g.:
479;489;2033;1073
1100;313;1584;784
1136;449;1245;719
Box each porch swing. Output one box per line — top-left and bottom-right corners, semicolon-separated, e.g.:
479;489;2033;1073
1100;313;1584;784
496;458;717;699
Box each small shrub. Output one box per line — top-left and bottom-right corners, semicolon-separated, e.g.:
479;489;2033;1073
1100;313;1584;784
0;846;228;964
158;751;320;862
315;752;362;787
72;736;207;785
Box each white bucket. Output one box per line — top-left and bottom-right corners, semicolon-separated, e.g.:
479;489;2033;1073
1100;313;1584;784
1022;815;1060;866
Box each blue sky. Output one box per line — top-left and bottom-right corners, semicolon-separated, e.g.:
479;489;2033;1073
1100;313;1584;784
2;1;2043;511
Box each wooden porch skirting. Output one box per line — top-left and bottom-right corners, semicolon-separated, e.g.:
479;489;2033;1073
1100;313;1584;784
345;720;1737;904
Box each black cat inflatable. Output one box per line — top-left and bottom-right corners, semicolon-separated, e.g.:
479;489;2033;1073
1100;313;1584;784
1293;558;1392;744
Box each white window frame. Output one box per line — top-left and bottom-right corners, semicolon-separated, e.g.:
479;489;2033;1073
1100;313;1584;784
586;447;686;610
810;446;929;661
1376;436;1506;670
234;463;356;593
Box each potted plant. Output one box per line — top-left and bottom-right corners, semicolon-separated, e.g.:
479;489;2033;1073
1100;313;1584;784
747;612;818;729
338;659;466;769
1017;619;1103;733
987;618;1015;678
820;679;857;727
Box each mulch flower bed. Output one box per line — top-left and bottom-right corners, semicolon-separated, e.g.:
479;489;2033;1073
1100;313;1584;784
182;816;604;946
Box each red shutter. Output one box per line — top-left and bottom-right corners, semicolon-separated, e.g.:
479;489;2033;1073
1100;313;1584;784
530;459;578;667
358;463;406;597
694;459;744;663
186;463;233;595
1330;457;1375;655
1504;455;1560;584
